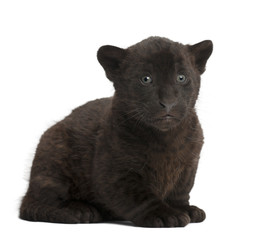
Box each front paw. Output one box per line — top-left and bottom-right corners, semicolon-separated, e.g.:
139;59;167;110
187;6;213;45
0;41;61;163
133;207;190;228
66;201;103;223
179;205;206;223
188;205;206;223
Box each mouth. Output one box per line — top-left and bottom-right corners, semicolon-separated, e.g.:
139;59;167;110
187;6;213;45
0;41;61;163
150;113;182;131
155;114;178;122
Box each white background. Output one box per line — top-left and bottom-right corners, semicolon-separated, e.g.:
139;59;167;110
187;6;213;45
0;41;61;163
1;0;257;239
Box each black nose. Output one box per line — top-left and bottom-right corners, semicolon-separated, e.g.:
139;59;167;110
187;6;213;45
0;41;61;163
159;101;176;112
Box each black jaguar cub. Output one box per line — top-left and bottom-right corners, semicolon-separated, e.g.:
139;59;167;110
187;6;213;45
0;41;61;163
20;37;213;227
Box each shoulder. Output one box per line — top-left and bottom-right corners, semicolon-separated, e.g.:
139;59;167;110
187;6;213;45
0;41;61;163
61;97;112;131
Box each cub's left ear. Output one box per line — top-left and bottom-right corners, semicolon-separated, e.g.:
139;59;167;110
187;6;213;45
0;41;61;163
188;40;213;74
97;45;127;81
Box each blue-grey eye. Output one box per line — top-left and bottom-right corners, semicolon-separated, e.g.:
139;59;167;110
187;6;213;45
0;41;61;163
140;76;152;85
176;74;187;84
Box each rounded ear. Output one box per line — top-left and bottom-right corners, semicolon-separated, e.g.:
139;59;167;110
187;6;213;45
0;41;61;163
97;45;126;81
188;40;213;74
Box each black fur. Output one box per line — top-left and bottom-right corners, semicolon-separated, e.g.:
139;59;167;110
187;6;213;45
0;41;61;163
20;36;213;227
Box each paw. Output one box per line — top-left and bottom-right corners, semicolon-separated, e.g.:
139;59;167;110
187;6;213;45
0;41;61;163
77;206;103;223
187;206;206;223
67;202;103;223
133;207;190;228
180;205;206;223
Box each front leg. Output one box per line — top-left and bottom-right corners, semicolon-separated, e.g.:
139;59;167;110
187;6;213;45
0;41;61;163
166;166;206;223
95;171;190;227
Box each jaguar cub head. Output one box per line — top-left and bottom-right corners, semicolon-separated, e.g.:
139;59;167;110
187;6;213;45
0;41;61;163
97;37;213;131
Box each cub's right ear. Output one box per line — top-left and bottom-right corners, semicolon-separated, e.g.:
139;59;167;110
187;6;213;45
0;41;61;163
97;45;126;81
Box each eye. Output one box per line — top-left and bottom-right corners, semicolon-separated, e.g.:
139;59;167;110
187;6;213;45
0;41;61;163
176;74;188;84
140;76;153;85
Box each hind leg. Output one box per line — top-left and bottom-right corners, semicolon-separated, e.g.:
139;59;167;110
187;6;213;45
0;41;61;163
19;176;103;223
20;197;103;223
